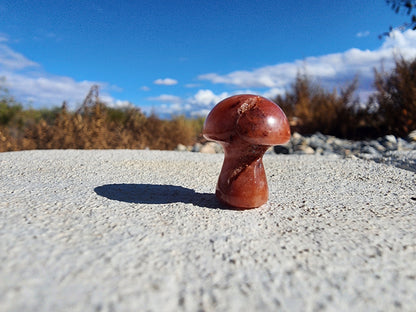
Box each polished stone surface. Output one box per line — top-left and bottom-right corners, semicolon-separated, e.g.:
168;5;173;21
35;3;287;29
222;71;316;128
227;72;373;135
203;95;290;208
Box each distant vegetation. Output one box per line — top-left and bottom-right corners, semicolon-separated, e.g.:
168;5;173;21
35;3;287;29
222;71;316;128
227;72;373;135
1;57;416;152
0;85;204;152
275;57;416;139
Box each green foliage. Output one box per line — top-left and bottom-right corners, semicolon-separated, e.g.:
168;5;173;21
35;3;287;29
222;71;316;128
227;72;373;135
106;106;132;125
0;84;23;126
0;102;22;126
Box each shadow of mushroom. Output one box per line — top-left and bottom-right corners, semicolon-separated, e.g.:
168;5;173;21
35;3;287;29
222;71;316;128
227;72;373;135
94;183;224;209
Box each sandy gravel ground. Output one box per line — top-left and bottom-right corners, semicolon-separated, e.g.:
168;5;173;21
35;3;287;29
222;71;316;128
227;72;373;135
0;150;415;311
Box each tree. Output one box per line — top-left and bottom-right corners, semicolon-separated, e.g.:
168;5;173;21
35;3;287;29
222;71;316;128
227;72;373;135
385;0;416;31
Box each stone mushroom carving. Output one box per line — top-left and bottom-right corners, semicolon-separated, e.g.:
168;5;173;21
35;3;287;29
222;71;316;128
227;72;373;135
203;94;291;209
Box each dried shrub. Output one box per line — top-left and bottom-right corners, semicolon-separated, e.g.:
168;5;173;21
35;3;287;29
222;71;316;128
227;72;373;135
274;57;416;139
0;127;19;151
1;85;203;152
368;57;416;137
2;56;416;152
274;73;362;138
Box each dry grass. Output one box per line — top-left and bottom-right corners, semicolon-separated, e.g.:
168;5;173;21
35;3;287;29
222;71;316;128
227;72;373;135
0;86;203;152
369;56;416;137
1;56;416;151
274;57;416;139
274;74;361;138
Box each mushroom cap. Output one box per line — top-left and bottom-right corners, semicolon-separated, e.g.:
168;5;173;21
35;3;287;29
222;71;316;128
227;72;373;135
203;94;291;146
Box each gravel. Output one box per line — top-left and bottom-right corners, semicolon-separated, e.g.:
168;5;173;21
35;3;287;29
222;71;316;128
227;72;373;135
188;132;416;161
1;149;415;311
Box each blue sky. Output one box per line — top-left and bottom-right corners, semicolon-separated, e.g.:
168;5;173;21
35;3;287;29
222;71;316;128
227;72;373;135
1;0;416;117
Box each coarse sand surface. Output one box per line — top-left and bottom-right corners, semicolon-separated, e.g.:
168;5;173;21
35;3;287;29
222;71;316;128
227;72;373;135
1;150;415;311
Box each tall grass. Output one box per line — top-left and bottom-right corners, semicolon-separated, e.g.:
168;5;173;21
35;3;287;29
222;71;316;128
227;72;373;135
1;56;416;152
0;85;203;152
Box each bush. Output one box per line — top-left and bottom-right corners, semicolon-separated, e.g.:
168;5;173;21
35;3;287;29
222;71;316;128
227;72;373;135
368;57;416;137
274;57;416;139
274;73;363;138
0;84;23;127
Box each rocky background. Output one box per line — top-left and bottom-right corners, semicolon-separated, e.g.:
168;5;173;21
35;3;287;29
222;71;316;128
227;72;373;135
178;130;416;157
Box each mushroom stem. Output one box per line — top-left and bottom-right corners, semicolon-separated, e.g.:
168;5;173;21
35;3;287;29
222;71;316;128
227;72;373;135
216;138;270;209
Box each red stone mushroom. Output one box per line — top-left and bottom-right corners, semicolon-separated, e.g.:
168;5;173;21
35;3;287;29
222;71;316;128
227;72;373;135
203;94;291;209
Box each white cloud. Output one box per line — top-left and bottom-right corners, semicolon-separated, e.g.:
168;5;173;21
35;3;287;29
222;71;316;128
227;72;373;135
262;87;285;99
189;89;229;107
140;86;150;91
145;89;230;117
145;87;287;118
1;71;124;109
356;31;370;38
198;30;416;99
153;78;178;85
99;94;132;109
147;94;182;103
186;90;230;117
0;42;126;109
0;43;39;70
